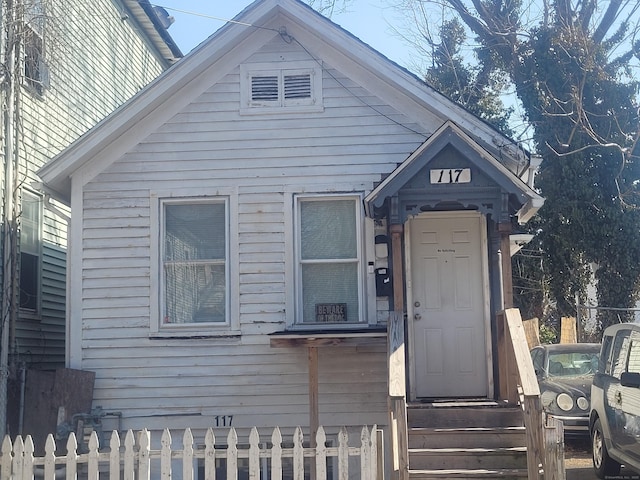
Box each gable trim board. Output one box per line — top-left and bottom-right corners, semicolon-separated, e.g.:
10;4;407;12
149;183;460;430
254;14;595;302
364;121;544;224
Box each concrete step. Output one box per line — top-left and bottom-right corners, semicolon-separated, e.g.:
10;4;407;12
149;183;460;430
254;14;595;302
408;426;526;449
409;446;528;470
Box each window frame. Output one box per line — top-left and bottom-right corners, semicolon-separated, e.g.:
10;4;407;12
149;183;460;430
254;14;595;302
151;193;239;338
240;61;323;115
22;0;49;96
293;194;365;328
19;190;43;316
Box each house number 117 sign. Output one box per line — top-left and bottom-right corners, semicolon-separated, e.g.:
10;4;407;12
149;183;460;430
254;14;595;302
430;168;471;184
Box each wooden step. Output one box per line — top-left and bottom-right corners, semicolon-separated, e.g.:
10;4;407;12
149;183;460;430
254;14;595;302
407;404;523;428
409;446;528;470
408;467;529;479
409;426;526;449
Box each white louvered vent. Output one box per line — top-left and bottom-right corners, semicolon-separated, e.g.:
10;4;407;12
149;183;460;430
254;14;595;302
284;74;311;99
251;75;279;101
240;62;322;113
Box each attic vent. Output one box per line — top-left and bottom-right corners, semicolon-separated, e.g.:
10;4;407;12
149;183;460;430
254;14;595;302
251;75;279;101
240;62;323;114
284;74;311;99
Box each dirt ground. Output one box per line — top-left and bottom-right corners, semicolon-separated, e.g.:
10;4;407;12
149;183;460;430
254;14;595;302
565;437;640;480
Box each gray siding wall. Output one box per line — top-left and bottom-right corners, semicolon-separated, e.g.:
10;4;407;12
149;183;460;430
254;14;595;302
78;39;427;438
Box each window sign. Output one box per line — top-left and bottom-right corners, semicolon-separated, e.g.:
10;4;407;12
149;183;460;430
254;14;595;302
316;303;347;322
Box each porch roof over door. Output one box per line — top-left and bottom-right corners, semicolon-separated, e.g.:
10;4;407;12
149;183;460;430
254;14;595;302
364;121;544;224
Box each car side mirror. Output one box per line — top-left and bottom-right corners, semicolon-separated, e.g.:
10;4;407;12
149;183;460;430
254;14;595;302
621;372;640;388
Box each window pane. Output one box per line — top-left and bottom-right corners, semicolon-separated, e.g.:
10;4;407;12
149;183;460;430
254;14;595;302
21;193;40;254
165;203;225;261
163;201;227;325
165;263;225;323
301;263;358;323
300;200;356;260
20;252;39;311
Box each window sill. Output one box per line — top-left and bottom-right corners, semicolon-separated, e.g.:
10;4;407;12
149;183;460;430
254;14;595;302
150;329;241;340
269;327;387;348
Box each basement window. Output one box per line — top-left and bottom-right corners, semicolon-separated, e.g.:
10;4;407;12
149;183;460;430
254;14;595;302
240;62;323;114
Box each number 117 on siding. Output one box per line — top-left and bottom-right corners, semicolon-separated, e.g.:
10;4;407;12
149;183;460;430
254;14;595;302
430;168;471;184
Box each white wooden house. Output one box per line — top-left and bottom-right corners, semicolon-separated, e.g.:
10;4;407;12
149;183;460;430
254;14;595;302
37;0;544;476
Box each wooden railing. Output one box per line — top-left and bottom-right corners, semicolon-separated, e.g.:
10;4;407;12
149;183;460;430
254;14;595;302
1;425;380;480
497;308;565;480
388;311;408;480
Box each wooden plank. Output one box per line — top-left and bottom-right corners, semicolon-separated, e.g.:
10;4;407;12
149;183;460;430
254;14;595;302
560;317;577;344
499;223;514;308
523;317;541;348
390;225;404;312
308;347;319;450
270;333;386;348
388;311;405;397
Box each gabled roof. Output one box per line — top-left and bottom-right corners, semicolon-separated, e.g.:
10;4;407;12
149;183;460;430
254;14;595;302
38;0;530;204
123;0;182;65
364;121;543;223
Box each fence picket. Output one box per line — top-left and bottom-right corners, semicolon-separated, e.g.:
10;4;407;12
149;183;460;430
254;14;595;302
65;433;78;480
12;436;23;480
24;436;34;480
138;430;151;480
360;426;370;480
1;435;12;480
161;429;171;480
204;429;216;480
183;429;194;480
315;427;327;480
109;431;121;480
123;430;135;480
226;428;238;480
44;435;56;480
0;424;380;480
88;432;100;480
293;427;304;480
338;427;349;480
249;428;259;480
271;427;282;480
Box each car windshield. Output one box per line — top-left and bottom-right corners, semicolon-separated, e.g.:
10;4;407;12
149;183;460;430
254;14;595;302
548;350;599;377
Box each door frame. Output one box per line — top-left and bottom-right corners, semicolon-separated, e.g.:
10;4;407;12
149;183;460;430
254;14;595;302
405;211;493;400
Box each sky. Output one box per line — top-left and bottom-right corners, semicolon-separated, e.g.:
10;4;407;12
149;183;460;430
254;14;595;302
154;1;417;71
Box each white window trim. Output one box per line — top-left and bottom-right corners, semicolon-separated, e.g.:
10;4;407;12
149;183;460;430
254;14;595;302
291;193;368;329
240;61;323;115
150;189;239;338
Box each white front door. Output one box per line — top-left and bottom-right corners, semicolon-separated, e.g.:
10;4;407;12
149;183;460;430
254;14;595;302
408;212;490;398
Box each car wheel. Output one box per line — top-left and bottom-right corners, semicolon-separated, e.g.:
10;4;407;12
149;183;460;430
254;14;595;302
592;418;621;478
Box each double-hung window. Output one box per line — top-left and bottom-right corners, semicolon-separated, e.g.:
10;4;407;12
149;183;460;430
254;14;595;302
161;199;228;326
296;196;363;325
20;191;42;313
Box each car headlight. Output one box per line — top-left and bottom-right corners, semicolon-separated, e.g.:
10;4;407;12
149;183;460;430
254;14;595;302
556;393;574;411
576;396;589;410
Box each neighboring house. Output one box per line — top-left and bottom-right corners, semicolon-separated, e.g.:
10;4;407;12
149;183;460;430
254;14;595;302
37;0;543;475
1;0;180;436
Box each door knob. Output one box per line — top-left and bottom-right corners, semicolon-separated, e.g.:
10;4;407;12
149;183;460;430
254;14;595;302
414;314;422;321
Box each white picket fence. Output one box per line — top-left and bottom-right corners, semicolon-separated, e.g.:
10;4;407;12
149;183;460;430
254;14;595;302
1;425;380;480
